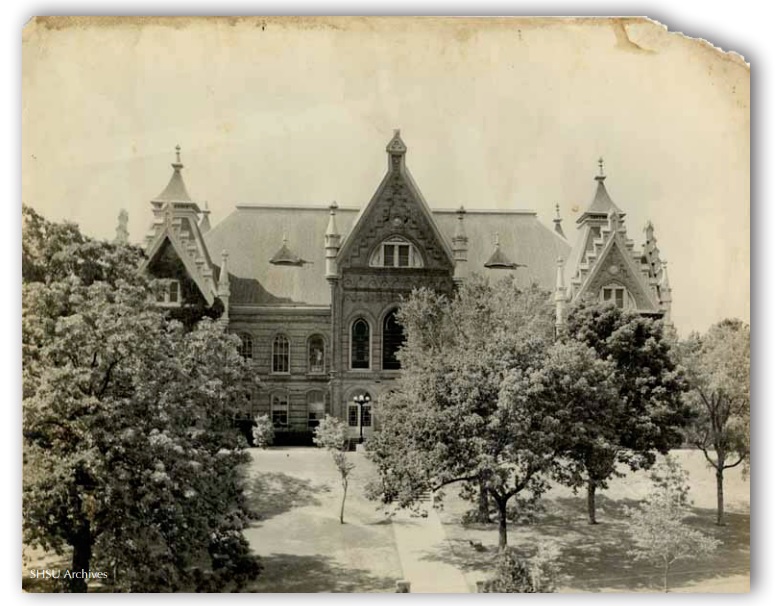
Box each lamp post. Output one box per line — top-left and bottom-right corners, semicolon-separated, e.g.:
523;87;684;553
353;393;371;444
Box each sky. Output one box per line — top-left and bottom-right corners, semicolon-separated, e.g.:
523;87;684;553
21;16;749;336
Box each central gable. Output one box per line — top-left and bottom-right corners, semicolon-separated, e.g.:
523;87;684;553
338;130;455;272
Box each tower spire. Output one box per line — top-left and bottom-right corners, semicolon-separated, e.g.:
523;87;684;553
553;203;565;237
596;157;606;181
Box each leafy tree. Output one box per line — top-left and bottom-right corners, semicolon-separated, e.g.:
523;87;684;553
313;416;355;524
681;319;750;525
251;414;275;449
22;207;261;592
479;546;558;593
625;456;720;592
367;275;561;548
563;299;691;524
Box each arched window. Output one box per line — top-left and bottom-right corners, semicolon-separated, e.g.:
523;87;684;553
308;335;325;374
238;333;253;360
369;237;424;268
307;390;326;429
351;319;370;369
601;284;632;310
271;392;289;428
382;309;405;370
272;334;290;373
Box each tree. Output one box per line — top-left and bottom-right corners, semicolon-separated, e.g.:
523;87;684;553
313;416;355;524
22;207;261;591
367;275;561;548
251;414;275;449
563;299;691;524
681;319;750;525
479;546;558;593
625;456;720;592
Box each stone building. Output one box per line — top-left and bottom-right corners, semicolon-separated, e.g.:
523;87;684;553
141;132;672;444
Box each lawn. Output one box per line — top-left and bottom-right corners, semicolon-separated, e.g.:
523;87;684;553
23;447;749;593
242;447;749;593
431;449;750;593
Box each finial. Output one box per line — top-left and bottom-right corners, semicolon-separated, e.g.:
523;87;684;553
598;157;604;176
329;200;338;211
555;203;560;218
494;232;500;247
176;145;181;164
282;232;288;246
203;200;210;214
457;205;466;217
394;128;401;137
221;249;229;261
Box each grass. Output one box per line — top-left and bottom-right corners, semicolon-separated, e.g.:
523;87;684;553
23;448;749;593
432;449;750;592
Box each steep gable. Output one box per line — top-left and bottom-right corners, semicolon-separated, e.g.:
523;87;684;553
337;130;455;271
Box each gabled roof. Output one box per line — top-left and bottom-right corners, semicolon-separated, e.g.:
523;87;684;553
204;205;572;306
577;176;623;223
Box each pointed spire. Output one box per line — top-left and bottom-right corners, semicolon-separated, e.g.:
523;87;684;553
153;145;193;204
114;209;129;244
386;128;407;171
659;260;671;289
577;157;623;224
553;203;565;237
199;201;211;234
555;257;566;292
325;201;340;237
270;233;306;266
452;205;468;267
218;249;230;291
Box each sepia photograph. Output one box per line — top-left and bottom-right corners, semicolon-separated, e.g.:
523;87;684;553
20;14;750;594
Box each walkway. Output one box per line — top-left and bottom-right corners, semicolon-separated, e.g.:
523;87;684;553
390;507;471;593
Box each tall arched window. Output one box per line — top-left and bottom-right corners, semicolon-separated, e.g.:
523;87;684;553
272;334;290;373
382;310;405;370
271;392;289;428
306;390;326;429
238;333;253;360
351;319;370;369
308;335;325;374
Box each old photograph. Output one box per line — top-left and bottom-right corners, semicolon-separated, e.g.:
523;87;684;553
21;16;750;593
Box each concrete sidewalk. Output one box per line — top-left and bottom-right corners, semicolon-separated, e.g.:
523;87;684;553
390;508;471;593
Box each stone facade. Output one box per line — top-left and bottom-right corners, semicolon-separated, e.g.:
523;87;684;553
141;135;671;445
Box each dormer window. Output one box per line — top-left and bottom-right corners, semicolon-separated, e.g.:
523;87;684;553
370;237;423;268
156;279;181;307
601;285;631;310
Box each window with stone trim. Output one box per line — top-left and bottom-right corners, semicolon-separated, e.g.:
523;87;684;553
272;334;290;373
351;319;370;369
307;390;326;429
348;405;359;427
156;279;181;306
238;333;253;360
370;237;423;268
382;309;405;370
271;392;289;428
308;335;325;374
601;285;630;310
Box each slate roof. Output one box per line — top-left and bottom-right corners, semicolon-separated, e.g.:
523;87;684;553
153;166;193;204
204;205;571;306
578;177;623;221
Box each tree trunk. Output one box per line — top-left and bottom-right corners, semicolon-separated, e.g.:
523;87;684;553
716;466;725;526
340;478;348;524
663;560;670;593
495;497;508;549
475;479;491;523
586;480;598;525
69;523;92;593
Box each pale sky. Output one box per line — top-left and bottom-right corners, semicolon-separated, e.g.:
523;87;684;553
21;17;749;336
